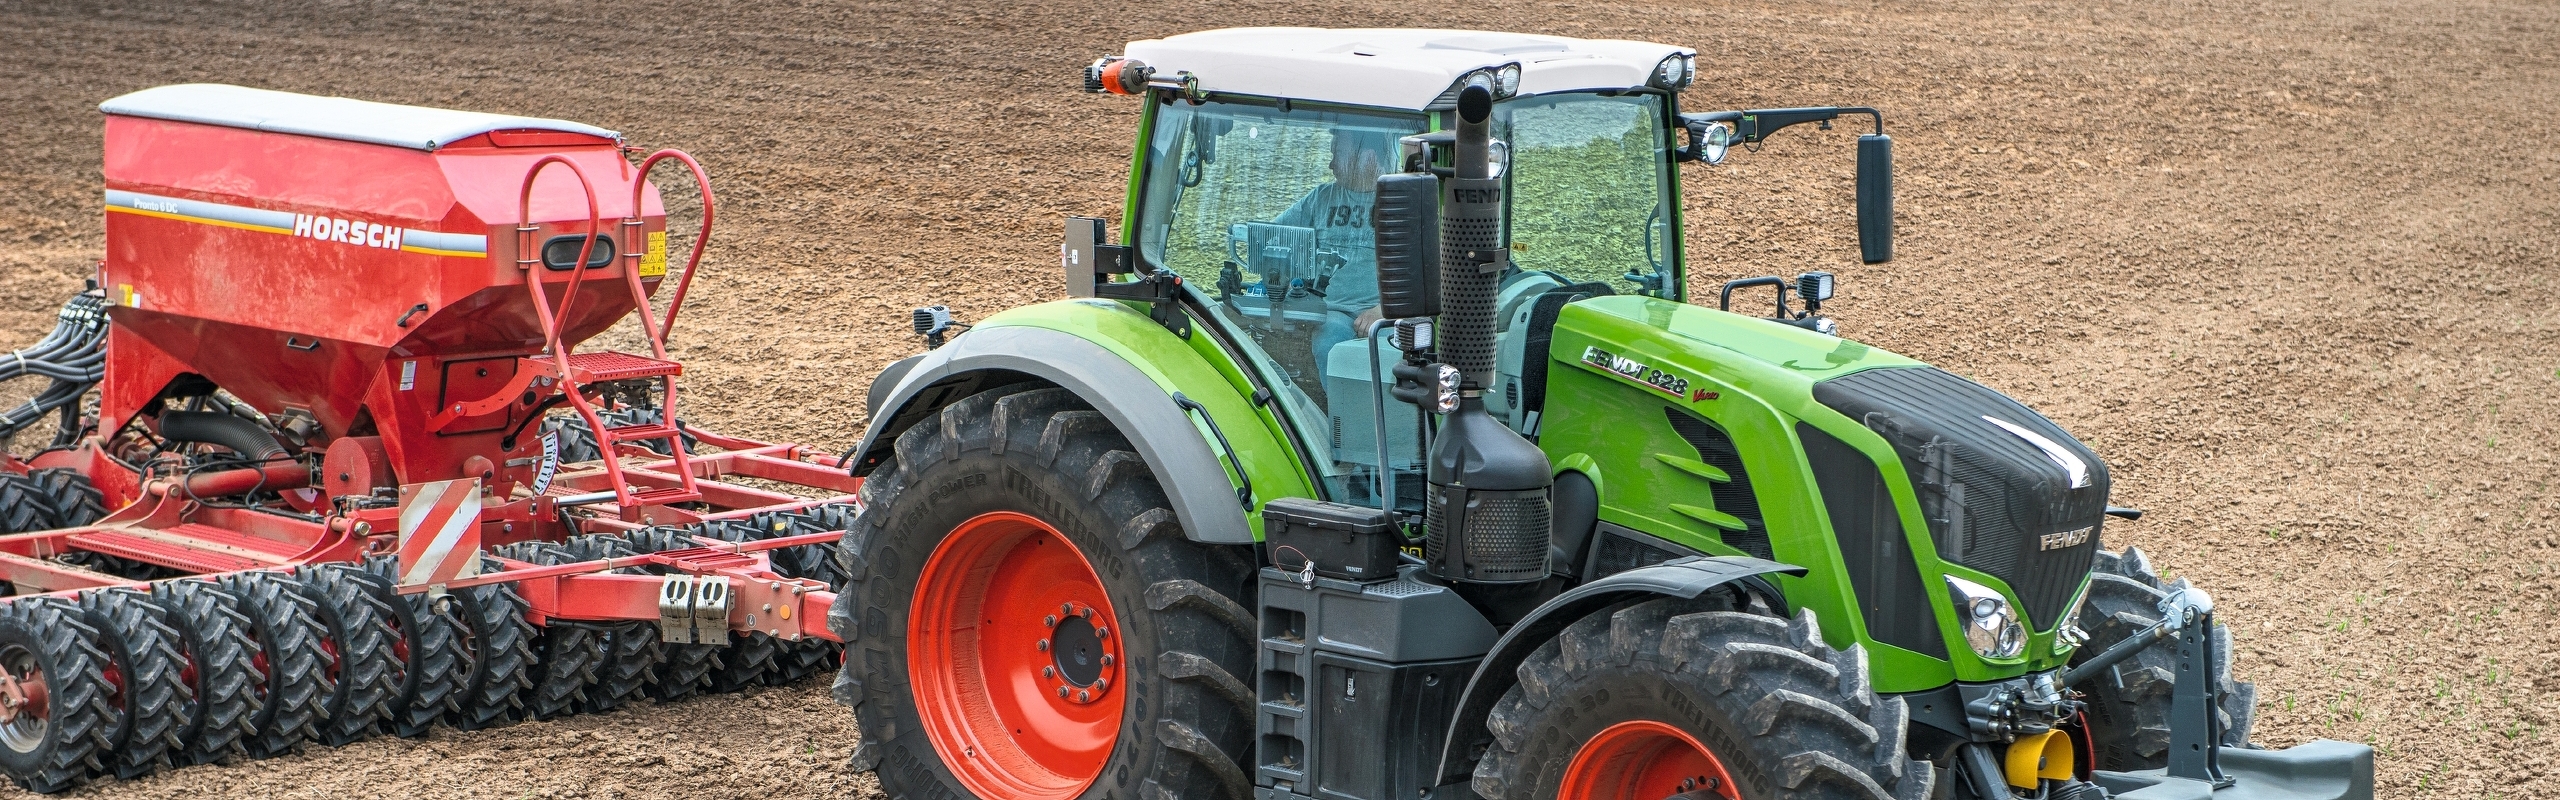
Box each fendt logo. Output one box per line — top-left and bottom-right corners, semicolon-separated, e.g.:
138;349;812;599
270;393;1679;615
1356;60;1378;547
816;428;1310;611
1581;346;1692;398
2040;526;2093;551
293;213;409;251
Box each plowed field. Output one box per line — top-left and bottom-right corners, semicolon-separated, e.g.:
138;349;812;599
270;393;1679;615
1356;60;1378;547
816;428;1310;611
2;0;2553;797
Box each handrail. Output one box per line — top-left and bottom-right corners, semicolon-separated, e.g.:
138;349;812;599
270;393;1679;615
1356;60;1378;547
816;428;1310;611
515;155;605;358
623;149;716;351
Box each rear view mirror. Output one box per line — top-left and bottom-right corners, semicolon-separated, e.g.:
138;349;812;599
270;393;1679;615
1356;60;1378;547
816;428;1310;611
1372;172;1441;320
1856;134;1893;264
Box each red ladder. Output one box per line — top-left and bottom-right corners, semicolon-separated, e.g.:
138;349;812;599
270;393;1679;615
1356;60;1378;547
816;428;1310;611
513;149;717;513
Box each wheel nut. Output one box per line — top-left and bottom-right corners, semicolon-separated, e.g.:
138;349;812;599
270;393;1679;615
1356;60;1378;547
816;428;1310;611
1044;614;1058;627
1061;602;1073;616
1077;690;1090;702
1037;639;1050;652
1096;626;1109;639
1042;666;1056;678
1100;654;1114;666
1094;678;1108;691
1057;686;1070;698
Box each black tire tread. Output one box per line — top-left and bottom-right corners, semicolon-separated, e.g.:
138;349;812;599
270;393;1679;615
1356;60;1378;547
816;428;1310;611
622;526;726;701
1474;600;1933;800
73;587;188;780
446;556;536;731
359;555;471;738
561;534;662;713
493;541;606;721
147;579;258;766
835;385;1258;800
290;563;400;746
2074;547;2255;770
0;597;115;793
213;571;327;760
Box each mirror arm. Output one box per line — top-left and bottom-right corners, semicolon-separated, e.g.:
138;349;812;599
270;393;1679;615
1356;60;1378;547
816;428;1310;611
1685;107;1887;145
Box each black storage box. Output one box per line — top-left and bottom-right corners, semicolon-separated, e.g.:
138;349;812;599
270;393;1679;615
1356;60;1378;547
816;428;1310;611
1263;498;1402;582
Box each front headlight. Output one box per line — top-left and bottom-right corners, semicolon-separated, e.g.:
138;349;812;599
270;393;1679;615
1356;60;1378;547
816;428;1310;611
1946;575;2026;659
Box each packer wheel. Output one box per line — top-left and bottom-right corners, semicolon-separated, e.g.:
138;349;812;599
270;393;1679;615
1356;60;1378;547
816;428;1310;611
493;542;606;721
0;597;114;794
72;587;186;780
562;534;662;713
359;555;470;738
216;571;327;760
147;579;257;766
291;563;399;746
445;556;536;731
623;526;723;702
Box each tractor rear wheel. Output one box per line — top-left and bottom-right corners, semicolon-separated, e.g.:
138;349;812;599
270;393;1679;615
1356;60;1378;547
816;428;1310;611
2071;547;2256;771
147;579;257;766
72;587;186;780
1474;598;1934;800
833;385;1257;800
0;597;114;793
446;556;536;731
216;571;328;759
358;556;470;738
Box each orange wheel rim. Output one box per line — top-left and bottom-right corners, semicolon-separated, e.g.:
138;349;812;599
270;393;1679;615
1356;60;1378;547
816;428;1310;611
1561;719;1740;800
910;512;1123;800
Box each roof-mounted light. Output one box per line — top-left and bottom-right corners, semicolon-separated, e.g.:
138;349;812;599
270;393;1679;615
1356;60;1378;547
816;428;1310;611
1651;53;1696;91
1431;63;1523;109
1495;63;1522;97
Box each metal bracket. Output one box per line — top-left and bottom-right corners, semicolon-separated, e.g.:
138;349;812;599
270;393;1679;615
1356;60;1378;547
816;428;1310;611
656;574;732;645
2166;607;2235;787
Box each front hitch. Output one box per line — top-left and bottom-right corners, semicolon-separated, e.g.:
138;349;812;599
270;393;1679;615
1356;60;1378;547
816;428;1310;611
2068;584;2376;799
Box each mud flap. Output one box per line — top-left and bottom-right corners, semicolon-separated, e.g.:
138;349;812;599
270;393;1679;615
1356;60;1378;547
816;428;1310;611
2094;739;2374;800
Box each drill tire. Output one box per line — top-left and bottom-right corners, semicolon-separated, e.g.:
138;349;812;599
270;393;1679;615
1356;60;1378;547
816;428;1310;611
72;587;187;780
562;534;663;713
2072;547;2257;771
0;597;114;793
739;510;841;687
832;385;1258;800
494;542;606;721
1473;599;1935;800
290;563;400;746
0;474;55;534
694;520;782;694
24;470;102;528
213;571;327;760
621;526;724;702
445;556;536;732
359;555;471;738
147;579;258;766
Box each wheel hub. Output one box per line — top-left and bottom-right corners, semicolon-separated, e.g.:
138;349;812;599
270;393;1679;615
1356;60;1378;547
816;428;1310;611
0;645;50;753
1042;602;1118;703
909;512;1125;800
1560;720;1739;800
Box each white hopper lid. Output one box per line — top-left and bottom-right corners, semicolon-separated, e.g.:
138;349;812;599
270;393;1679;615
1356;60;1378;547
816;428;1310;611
100;84;620;151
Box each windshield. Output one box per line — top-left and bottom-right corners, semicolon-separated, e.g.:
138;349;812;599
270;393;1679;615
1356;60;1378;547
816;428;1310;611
1496;93;1678;290
1137;99;1429;509
1133;93;1678;511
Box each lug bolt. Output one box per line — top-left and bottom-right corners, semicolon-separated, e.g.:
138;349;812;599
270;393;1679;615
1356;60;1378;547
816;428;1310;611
1043;666;1056;678
1080;606;1094;618
1061;603;1073;616
1077;690;1090;702
1096;626;1109;639
1037;639;1050;652
1044;614;1058;627
1100;654;1114;667
1094;678;1108;692
1057;686;1069;698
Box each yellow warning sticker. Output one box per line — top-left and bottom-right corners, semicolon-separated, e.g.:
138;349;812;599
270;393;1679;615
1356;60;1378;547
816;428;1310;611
639;231;669;278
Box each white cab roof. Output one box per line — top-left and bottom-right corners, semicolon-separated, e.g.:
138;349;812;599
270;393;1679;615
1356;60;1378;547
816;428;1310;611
1123;28;1689;111
100;84;619;151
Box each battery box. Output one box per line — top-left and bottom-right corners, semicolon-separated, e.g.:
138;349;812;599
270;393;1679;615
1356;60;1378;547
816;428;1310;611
1254;565;1497;800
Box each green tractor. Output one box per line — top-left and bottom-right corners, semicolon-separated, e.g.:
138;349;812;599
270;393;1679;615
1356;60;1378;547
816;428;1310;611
828;27;2374;800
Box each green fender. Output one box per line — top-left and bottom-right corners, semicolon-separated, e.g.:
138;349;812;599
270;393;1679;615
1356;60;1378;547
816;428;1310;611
848;298;1317;544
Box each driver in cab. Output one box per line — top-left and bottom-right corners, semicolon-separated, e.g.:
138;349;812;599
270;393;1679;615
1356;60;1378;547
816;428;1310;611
1275;128;1395;372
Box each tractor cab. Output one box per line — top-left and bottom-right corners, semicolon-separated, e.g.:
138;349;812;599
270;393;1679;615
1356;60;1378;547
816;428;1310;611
1105;29;1698;510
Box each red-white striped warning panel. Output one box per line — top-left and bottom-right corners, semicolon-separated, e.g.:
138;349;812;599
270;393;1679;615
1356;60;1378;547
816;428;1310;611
397;478;484;588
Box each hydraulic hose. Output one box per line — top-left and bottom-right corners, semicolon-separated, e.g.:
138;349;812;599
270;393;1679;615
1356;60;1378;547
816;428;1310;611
157;410;289;461
0;291;108;441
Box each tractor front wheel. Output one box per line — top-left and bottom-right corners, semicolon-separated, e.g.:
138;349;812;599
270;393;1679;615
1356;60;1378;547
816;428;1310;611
2070;547;2256;771
1474;598;1934;800
833;385;1256;800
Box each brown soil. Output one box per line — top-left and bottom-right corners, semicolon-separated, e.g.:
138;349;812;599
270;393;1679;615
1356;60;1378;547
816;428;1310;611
2;0;2554;797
